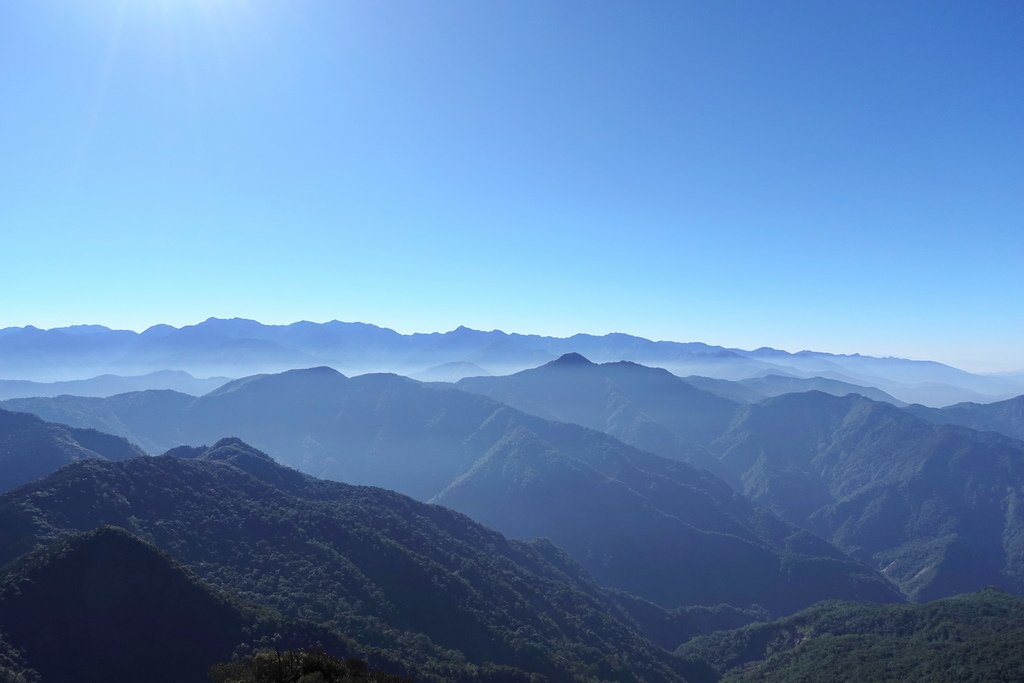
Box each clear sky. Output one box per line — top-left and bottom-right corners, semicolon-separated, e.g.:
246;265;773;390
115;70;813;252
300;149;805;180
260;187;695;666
1;1;1022;371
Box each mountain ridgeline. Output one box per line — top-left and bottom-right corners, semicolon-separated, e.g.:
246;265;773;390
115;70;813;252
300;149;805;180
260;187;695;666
2;318;1021;405
905;394;1024;441
2;369;899;615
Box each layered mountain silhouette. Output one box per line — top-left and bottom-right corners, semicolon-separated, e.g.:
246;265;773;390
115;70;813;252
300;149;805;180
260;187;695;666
411;361;492;382
0;526;350;683
0;440;699;681
682;373;905;406
733;347;1023;406
0;370;230;401
2;318;1020;405
0;408;144;492
457;356;908;465
906;394;1024;441
2;369;898;614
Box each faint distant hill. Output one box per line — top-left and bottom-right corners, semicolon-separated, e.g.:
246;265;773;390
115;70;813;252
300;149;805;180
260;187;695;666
1;368;899;615
905;394;1024;441
2;317;1019;405
0;369;230;400
731;346;1023;406
411;361;491;382
0;408;144;492
683;373;906;406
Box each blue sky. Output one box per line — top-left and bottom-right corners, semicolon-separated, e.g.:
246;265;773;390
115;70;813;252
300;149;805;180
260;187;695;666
1;1;1022;371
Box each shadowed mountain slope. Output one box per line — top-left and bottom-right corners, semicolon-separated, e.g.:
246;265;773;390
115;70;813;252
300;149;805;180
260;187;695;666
2;370;899;614
0;526;352;683
0;408;144;492
0;440;700;682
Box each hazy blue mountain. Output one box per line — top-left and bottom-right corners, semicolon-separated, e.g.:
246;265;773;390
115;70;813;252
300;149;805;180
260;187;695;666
4;318;1018;404
2;369;899;614
456;362;1024;602
410;361;491;382
707;392;1024;600
0;440;697;681
733;347;1024;406
0;325;136;381
4;390;197;454
0;526;349;683
683;373;905;406
0;369;230;400
905;394;1024;441
0;408;144;492
677;588;1024;682
121;325;321;378
457;354;742;471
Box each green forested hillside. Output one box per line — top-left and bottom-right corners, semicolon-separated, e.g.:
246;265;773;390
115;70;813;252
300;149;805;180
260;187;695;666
0;526;353;683
677;588;1024;682
0;439;698;682
210;648;411;683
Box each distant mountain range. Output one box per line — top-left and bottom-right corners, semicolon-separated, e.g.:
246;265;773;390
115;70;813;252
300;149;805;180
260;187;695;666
2;318;1021;406
1;370;898;615
0;369;230;400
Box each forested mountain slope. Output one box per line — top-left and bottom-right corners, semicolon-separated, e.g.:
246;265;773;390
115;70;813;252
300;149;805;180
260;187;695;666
0;439;700;681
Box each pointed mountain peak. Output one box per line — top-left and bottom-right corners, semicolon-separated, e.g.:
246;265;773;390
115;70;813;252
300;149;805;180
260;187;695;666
546;352;594;367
